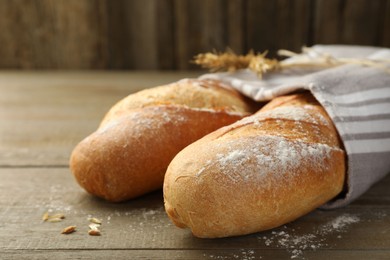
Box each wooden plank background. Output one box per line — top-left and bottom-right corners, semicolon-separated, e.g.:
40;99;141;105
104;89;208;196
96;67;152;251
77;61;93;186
0;0;388;70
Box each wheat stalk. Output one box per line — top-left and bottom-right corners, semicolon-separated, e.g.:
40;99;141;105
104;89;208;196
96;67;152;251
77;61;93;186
193;47;390;78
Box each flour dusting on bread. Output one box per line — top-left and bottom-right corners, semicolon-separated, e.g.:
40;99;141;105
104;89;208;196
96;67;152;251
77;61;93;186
196;135;338;183
258;106;329;126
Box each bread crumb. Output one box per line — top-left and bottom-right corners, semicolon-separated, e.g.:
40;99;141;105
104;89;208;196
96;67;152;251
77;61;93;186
61;226;76;234
88;229;101;236
88;217;102;224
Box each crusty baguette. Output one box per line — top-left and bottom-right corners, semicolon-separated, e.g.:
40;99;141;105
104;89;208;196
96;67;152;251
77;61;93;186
163;92;346;238
70;79;254;202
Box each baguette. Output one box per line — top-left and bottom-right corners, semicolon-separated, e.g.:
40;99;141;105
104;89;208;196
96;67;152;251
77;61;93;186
70;79;254;202
163;92;346;238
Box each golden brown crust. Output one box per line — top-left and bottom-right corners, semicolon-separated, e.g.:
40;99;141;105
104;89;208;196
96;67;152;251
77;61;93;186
70;79;253;202
100;79;255;126
163;92;346;238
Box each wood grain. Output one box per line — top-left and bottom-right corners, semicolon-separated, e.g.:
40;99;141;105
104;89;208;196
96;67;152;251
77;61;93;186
384;0;390;46
106;0;172;69
2;249;390;260
0;0;388;69
0;0;109;69
313;0;344;44
227;0;246;53
341;0;387;45
0;167;388;259
174;0;229;69
246;0;312;57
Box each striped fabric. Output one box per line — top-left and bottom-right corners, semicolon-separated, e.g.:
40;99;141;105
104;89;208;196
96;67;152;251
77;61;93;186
200;45;390;208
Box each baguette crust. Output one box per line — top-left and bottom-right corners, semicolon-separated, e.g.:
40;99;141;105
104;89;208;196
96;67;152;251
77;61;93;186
70;79;253;202
163;92;346;238
100;79;251;126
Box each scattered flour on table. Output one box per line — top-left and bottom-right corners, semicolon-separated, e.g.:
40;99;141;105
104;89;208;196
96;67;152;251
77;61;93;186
202;214;361;259
205;249;258;260
259;214;360;259
319;214;360;235
34;185;75;213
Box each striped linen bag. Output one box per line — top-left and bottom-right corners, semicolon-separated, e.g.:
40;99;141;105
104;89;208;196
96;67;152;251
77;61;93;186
200;45;390;208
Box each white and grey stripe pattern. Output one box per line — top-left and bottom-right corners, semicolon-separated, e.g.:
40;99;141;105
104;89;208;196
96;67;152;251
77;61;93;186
200;45;390;209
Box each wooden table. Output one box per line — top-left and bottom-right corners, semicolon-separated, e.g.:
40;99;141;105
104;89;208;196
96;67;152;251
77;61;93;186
1;71;389;259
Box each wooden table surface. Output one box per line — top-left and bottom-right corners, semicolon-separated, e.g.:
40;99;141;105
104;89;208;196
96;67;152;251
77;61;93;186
0;71;389;260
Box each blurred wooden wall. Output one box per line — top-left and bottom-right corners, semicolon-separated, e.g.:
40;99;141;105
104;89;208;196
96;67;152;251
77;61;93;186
0;0;388;70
